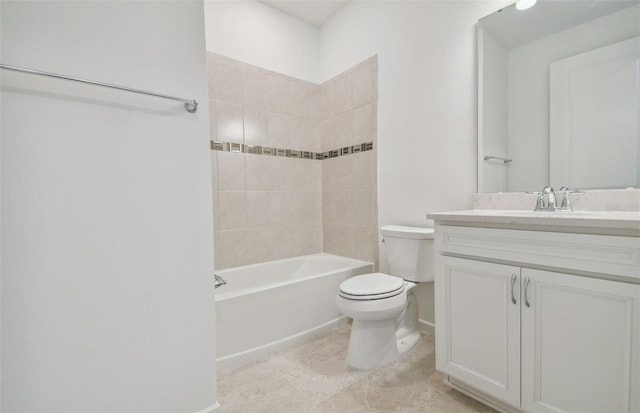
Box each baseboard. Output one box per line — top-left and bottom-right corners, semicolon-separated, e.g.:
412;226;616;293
216;316;349;376
445;377;521;413
418;318;435;336
194;401;220;413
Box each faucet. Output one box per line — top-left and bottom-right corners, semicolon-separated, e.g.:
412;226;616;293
531;186;584;212
557;187;585;212
533;186;557;211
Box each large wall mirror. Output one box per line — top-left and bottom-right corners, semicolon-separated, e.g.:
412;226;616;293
478;0;639;193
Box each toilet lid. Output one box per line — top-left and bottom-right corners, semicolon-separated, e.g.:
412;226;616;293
339;273;405;300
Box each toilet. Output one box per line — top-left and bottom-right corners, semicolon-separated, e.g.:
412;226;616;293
336;225;434;369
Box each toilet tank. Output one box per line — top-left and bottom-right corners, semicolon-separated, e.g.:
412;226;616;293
380;225;434;282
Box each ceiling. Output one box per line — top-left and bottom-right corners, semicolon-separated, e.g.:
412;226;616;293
260;0;350;26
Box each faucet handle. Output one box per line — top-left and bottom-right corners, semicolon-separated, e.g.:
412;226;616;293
526;191;545;211
558;187;585;211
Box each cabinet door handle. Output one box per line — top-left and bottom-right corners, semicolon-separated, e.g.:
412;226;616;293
511;274;517;304
524;276;531;308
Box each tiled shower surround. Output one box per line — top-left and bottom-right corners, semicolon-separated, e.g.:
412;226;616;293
208;53;378;270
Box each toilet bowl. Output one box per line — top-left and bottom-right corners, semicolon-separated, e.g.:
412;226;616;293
336;225;434;370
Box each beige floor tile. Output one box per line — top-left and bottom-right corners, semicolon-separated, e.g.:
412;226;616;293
216;327;497;413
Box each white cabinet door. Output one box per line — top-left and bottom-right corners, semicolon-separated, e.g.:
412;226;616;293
436;256;521;407
521;269;640;413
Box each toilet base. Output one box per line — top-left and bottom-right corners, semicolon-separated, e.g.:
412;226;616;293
397;330;421;357
346;319;421;370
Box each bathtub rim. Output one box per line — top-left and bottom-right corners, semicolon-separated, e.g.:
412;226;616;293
214;253;374;301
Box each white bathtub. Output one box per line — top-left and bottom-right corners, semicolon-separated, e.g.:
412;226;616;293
215;253;373;375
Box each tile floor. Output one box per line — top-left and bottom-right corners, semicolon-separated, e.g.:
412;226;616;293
216;326;498;412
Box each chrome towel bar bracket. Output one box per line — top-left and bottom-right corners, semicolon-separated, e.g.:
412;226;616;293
484;155;512;164
0;63;198;113
214;274;227;289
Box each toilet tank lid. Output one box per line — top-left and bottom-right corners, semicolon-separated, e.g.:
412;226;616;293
380;225;434;239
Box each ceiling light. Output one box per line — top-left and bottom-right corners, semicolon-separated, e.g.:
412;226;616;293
516;0;537;10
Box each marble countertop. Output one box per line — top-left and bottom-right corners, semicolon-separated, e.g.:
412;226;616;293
427;210;640;231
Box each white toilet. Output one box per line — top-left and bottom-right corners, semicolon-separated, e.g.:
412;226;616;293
336;225;434;369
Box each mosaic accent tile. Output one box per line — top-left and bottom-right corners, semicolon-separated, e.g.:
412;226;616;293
210;140;374;161
229;142;243;153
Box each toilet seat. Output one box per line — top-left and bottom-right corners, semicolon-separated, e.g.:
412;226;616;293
339;273;405;301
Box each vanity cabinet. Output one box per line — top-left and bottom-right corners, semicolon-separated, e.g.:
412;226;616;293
434;224;640;413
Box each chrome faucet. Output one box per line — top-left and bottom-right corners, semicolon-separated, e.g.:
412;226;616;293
531;186;585;211
557;187;584;212
533;186;557;211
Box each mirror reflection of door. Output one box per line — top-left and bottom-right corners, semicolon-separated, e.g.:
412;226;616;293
550;37;640;189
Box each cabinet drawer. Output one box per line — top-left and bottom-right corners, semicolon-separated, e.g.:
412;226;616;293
436;225;640;279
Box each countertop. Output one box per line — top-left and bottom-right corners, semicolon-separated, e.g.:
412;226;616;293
427;210;640;232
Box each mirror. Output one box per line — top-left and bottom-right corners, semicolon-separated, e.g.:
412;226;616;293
478;0;640;193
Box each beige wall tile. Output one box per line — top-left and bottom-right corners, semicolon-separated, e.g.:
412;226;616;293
266;74;290;114
317;81;335;120
332;74;353;114
353;190;375;227
353;225;379;268
289;117;315;152
214;229;249;270
245;155;274;191
244;108;269;146
218;191;248;230
294;191;323;224
323;224;355;258
352;103;375;145
243;67;269;110
268;113;291;149
289;81;317;119
210;58;244;105
209;54;378;269
292;223;322;256
323;156;352;191
269;225;298;261
270;191;296;226
351;151;375;191
208;99;217;140
322;191;339;225
334;111;353;149
210;151;219;190
282;157;322;192
274;157;296;191
319;118;337;152
212;189;220;232
245;191;271;228
352;64;374;108
215;100;244;143
216;151;245;191
246;226;279;265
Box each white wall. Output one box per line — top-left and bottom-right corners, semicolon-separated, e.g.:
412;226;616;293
319;0;509;323
203;0;320;83
1;1;217;411
507;5;640;192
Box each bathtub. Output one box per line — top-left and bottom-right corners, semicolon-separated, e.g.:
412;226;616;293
215;253;373;375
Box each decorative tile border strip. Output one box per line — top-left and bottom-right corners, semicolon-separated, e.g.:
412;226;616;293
210;140;374;160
